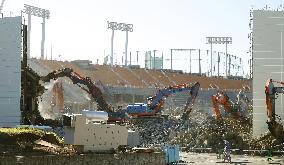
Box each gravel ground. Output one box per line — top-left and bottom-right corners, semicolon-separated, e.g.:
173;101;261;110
179;152;284;165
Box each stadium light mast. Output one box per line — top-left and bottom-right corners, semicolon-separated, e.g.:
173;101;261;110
108;21;133;67
23;4;50;59
206;37;232;77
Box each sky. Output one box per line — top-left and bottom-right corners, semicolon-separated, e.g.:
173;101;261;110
3;0;284;76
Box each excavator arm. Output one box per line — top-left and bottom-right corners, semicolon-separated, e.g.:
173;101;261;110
149;82;200;113
126;82;200;117
265;79;284;139
211;91;239;121
41;68;112;112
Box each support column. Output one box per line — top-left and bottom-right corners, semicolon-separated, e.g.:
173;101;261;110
136;51;139;64
217;52;220;77
153;50;156;69
228;55;231;76
198;49;201;75
170;49;173;70
189;49;192;74
111;29;114;66
225;42;228;77
125;31;128;67
41;17;45;60
210;42;213;77
130;52;132;66
27;13;31;59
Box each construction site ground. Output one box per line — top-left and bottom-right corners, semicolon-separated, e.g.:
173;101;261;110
179;152;284;165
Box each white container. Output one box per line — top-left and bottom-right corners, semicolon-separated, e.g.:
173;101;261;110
81;110;108;122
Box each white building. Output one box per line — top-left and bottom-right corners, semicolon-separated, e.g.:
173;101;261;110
253;10;284;136
0;17;22;127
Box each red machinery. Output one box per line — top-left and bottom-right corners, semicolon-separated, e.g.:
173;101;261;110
41;68;126;122
264;79;284;139
51;79;63;113
211;91;241;121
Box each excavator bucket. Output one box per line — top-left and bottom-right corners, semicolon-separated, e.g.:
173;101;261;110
182;82;200;119
267;120;284;141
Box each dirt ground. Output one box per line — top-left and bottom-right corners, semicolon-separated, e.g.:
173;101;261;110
179;152;284;165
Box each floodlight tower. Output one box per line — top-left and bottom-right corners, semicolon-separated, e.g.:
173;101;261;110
23;4;50;59
107;21;133;67
206;37;232;77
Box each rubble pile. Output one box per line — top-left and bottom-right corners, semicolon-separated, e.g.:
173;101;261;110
129;107;284;151
128;117;187;146
172;114;252;150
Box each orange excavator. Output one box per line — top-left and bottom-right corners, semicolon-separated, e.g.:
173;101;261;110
211;91;241;121
264;79;284;140
41;68;126;122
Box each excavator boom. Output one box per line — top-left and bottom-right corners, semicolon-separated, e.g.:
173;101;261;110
265;79;284;140
41;68;112;112
126;82;200;117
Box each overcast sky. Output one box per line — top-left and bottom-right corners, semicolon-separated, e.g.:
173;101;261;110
3;0;284;76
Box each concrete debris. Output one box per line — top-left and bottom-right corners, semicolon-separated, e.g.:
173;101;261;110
34;140;59;148
128;116;188;147
128;107;284;151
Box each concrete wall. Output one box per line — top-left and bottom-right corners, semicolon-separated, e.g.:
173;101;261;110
252;10;284;136
0;17;22;126
0;153;165;165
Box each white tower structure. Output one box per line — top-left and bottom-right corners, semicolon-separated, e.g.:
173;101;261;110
23;4;50;59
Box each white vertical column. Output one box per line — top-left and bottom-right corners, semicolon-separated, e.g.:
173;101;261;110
41;17;45;60
27;13;31;59
210;43;213;76
111;29;114;67
125;30;128;67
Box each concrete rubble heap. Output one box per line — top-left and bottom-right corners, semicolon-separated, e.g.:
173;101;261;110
129;107;284;151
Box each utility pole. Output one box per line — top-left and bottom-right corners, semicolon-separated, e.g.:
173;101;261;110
189;49;192;74
149;51;152;69
198;49;201;75
210;42;212;76
136;51;139;64
50;43;52;60
217;52;220;77
228;54;231;76
130;52;132;66
170;49;173;70
125;31;128;66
